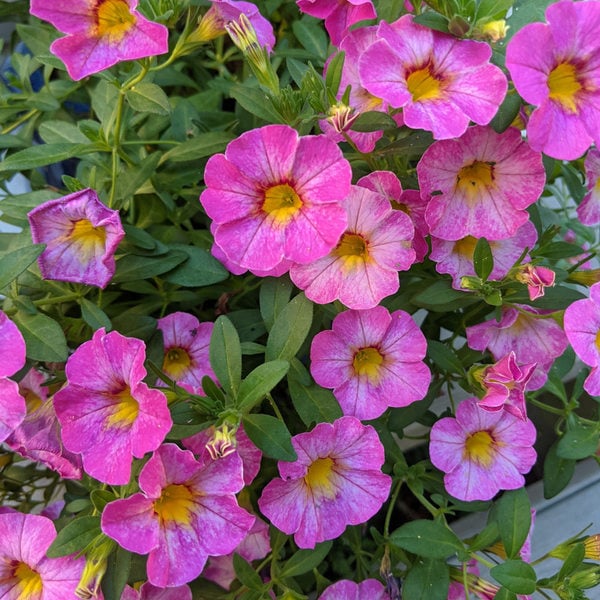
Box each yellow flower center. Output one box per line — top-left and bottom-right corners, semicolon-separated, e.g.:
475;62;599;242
464;430;495;467
352;347;384;382
262;184;303;225
332;233;369;272
154;484;195;525
596;330;600;352
69;219;107;260
456;161;495;200
106;386;139;428
548;62;582;113
304;457;336;499
162;347;192;381
453;235;478;258
406;66;442;102
23;389;43;413
14;562;43;600
95;0;136;39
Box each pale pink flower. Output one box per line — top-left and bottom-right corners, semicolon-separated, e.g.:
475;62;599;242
121;582;192;600
319;578;390;600
578;148;600;226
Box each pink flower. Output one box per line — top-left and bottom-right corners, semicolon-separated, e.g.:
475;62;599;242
258;416;391;549
479;352;536;420
515;264;556;301
297;0;376;47
0;310;26;442
53;328;172;484
200;125;351;274
157;312;217;389
506;0;600;160
359;15;506;139
29;0;169;80
101;443;255;587
563;282;600;396
430;398;537;501
417;126;545;241
578;148;600;226
466;305;568;390
310;307;430;420
121;582;192;600
290;185;415;309
0;512;84;599
28;188;125;288
319;578;390;600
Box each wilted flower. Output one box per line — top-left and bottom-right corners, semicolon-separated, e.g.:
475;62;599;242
515;263;556;301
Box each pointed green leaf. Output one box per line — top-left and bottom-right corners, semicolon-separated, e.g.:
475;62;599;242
403;558;449;600
390;520;464;559
13;311;68;362
242;414;297;461
0;244;45;290
490;560;537;594
46;516;101;557
493;488;531;559
126;83;171;115
232;554;263;590
210;316;242;398
237;360;290;412
280;542;332;578
101;545;131;600
260;277;293;331
265;293;313;362
474;237;494;281
80;297;112;331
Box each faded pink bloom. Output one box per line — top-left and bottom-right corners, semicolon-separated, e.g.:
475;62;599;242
30;0;169;80
258;416;391;549
200;125;351;274
515;264;556;301
578;148;600;226
359;15;506;139
121;582;192;600
319;578;390;600
28;189;125;289
418;126;545;241
506;1;600;160
430;398;537;502
53;328;172;484
310;307;430;420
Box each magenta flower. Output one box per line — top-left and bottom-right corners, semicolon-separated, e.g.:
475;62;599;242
297;0;376;47
467;305;568;390
53;328;172;484
157;312;217;389
506;1;600;160
479;352;536;420
200;125;352;274
430;398;537;501
578;148;600;226
0;310;26;443
563;282;600;396
515;264;556;301
0;512;84;599
290;185;415;309
121;582;192;600
359;15;506;139
418;126;545;241
258;416;391;549
29;0;168;80
310;307;430;420
28;188;125;289
101;443;255;587
319;579;390;600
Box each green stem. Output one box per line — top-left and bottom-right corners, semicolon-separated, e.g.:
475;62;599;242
1;108;40;134
33;293;82;306
527;397;566;417
266;393;284;422
383;480;403;538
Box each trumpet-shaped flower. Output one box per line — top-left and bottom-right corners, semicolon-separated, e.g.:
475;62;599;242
29;0;169;80
319;579;390;600
563;282;600;396
121;582;192;600
258;416;391;549
578;148;600;226
101;443;255;587
290;185;415;309
430;398;537;501
418;126;545;241
28;188;125;289
0;512;84;599
200;125;352;275
359;15;507;139
53;328;172;484
310;307;430;420
505;0;600;160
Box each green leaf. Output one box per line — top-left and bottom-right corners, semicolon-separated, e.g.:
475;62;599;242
390;520;464;559
403;558;450;600
292;19;328;60
280;542;332;578
490;559;537;594
39;120;90;144
13;311;68;362
468;521;500;552
476;0;514;19
112;251;188;283
543;441;576;499
126;83;171;115
473;237;494;281
260;277;293;331
90;489;116;513
80;298;112;331
210;315;242;398
237;360;290;412
413;12;451;33
557;423;600;460
232;553;263;590
116;152;162;201
490;91;522;133
503;0;556;42
492;588;517;600
351;111;399;132
242;414;297;461
559;543;586;581
230;85;283;123
0;244;45;290
101;545;131;600
288;375;342;427
411;279;478;312
325;51;345;97
265;293;313;362
0;143;94;173
494;488;531;559
427;340;463;375
163;244;229;287
46;516;101;557
159;132;235;164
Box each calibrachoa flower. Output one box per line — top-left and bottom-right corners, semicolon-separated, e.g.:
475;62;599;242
101;443;255;587
319;578;390;600
53;328;172;485
466;305;568;390
0;310;26;443
29;0;169;81
563;282;600;396
28;188;125;289
290;185;415;309
429;398;537;502
297;0;376;47
157;311;217;389
310;307;431;420
578;147;600;226
359;15;507;139
515;263;556;301
200;124;352;274
258;416;391;549
121;582;192;600
0;512;84;599
417;126;545;241
506;0;600;160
